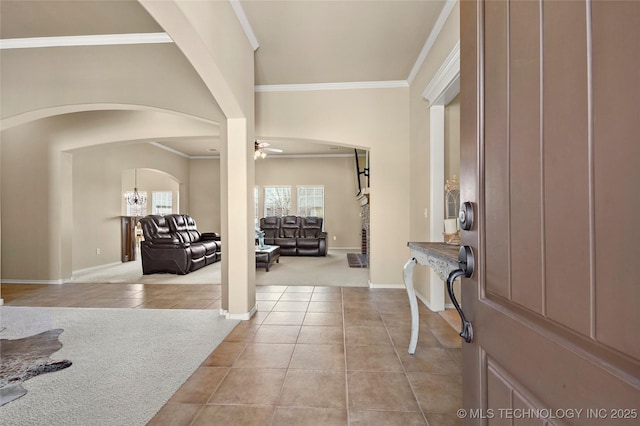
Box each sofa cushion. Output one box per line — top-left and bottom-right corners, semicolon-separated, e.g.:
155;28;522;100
189;243;207;259
274;238;297;249
193;240;219;256
301;216;324;238
296;238;319;249
168;214;201;243
260;216;281;239
282;227;298;238
281;215;301;238
140;215;171;240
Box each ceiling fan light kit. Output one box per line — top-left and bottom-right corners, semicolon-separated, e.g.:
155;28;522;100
254;140;283;159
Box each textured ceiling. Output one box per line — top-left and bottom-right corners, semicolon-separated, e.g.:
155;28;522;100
241;0;446;86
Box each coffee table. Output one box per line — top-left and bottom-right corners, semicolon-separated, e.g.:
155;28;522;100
255;245;280;272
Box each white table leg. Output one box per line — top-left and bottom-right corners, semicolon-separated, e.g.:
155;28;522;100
403;257;419;354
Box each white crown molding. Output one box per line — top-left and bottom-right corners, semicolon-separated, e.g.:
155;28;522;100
0;32;173;50
230;0;259;51
422;40;460;106
407;0;458;84
150;142;353;160
149;141;190;158
191;153;352;160
261;153;353;159
255;80;409;93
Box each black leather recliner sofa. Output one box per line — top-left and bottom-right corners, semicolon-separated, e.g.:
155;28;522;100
259;215;327;256
139;214;222;274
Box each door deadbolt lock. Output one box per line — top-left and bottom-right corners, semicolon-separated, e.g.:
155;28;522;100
459;201;474;231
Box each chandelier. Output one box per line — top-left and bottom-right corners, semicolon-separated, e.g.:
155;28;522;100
126;169;146;206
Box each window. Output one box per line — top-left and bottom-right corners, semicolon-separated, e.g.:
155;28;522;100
264;186;291;217
152;191;173;216
297;186;324;217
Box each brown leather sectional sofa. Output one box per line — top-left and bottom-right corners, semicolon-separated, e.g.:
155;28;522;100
139;214;221;275
259;216;327;256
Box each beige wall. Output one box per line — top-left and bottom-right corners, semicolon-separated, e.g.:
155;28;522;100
408;2;460;304
1;124;53;281
255;156;362;248
72;143;190;273
256;88;410;286
189;159;222;233
0;44;222;127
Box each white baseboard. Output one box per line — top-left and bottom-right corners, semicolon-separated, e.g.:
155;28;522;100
222;304;257;321
72;261;122;276
415;290;447;313
368;280;404;289
0;278;68;285
3;261;123;285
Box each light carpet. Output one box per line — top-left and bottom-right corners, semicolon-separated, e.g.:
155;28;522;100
0;306;239;426
72;249;369;287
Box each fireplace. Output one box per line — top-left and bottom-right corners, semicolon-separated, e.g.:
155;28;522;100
360;199;370;263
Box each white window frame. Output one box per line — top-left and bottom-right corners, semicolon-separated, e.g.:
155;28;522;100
296;185;324;218
152;191;173;216
263;186;291;217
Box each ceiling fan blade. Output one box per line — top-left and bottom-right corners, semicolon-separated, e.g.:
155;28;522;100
263;147;283;153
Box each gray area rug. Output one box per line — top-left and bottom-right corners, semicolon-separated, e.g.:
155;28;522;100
347;252;369;268
73;249;369;287
0;307;239;425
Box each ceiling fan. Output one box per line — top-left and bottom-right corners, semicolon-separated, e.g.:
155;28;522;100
254;140;283;159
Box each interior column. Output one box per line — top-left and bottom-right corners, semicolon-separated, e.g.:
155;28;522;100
221;118;256;319
428;105;446;311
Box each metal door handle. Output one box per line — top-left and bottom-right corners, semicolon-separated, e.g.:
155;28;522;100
446;245;474;343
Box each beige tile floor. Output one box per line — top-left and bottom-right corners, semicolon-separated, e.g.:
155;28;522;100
2;283;462;425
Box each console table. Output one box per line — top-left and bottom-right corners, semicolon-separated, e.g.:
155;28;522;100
403;242;459;354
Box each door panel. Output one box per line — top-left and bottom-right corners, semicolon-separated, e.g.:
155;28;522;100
483;0;510;299
461;1;640;424
542;0;592;335
591;0;640;359
509;0;542;314
488;359;548;426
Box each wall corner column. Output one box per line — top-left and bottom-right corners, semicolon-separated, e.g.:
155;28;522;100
221;118;256;319
428;105;446;311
